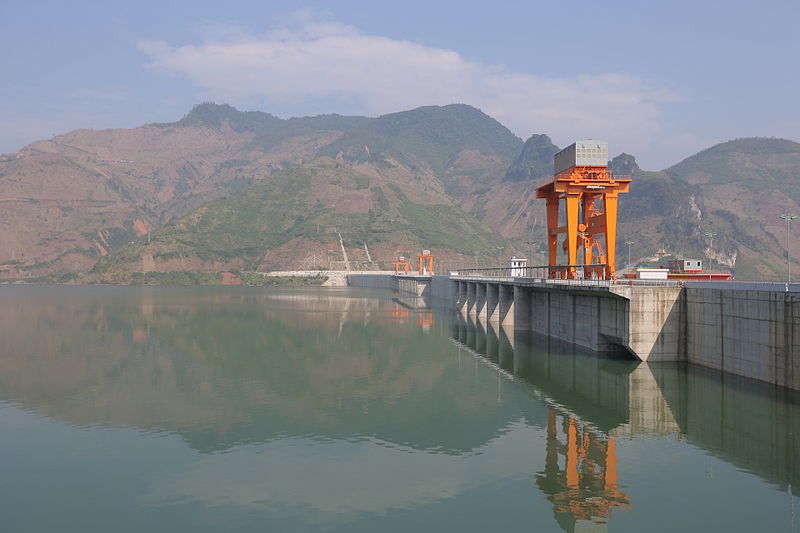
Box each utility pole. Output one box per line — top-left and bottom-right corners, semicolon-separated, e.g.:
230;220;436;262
780;214;797;285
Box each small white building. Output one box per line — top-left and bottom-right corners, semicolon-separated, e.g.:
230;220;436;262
636;268;669;280
508;256;528;277
668;259;703;272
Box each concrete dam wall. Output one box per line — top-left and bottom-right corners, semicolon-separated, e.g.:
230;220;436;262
683;287;799;389
348;274;455;301
348;273;800;390
346;273;398;291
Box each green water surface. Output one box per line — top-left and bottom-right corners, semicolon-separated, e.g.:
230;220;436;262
0;285;797;532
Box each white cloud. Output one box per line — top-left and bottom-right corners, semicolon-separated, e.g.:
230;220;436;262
138;19;678;159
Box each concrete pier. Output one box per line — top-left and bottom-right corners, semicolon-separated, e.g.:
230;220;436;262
498;285;514;327
476;283;487;319
456;279;638;357
486;284;499;323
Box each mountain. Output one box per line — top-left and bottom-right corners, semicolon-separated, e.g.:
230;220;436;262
90;157;505;279
3;100;800;282
611;155;706;268
609;153;639;175
663;138;800;278
476;136;800;280
603;138;800;279
0;103;521;278
504;134;560;182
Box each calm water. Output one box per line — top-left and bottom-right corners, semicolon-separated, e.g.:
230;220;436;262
1;285;799;532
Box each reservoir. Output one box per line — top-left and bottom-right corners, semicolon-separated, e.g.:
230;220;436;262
1;285;798;532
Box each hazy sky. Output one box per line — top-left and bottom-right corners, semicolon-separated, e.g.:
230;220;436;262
2;0;798;169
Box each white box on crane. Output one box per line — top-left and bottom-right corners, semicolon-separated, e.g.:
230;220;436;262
553;140;609;174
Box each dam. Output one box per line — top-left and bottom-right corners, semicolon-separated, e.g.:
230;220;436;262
348;272;800;390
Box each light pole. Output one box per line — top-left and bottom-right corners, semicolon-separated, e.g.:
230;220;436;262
625;240;634;267
780;214;797;284
524;240;534;263
705;231;717;277
496;246;504;267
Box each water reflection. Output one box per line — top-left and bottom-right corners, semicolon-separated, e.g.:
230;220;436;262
536;411;630;532
0;286;516;455
451;313;679;436
653;363;800;497
391;296;434;329
452;312;800;530
1;286;799;532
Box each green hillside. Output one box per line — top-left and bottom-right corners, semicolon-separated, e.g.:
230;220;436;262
164;102;521;178
668;137;800;185
91;157;507;278
321;104;522;174
605;139;800;279
613;157;710;268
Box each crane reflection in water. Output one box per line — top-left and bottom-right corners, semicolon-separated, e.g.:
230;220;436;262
536;409;631;531
450;311;668;532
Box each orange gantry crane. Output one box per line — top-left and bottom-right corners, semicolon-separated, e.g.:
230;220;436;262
418;250;434;275
536;140;630;280
392;257;410;274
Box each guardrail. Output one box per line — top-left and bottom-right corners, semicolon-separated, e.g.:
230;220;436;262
682;280;800;292
455;264;609;279
451;265;684;288
450;268;800;291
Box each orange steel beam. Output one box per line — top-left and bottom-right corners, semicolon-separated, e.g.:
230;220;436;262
546;195;559;270
565;194;580;277
566;417;579;489
604;437;618;491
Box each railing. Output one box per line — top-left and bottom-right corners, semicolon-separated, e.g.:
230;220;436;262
454;264;610;280
681;280;800;292
449;270;800;291
392;265;800;292
451;265;684;288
